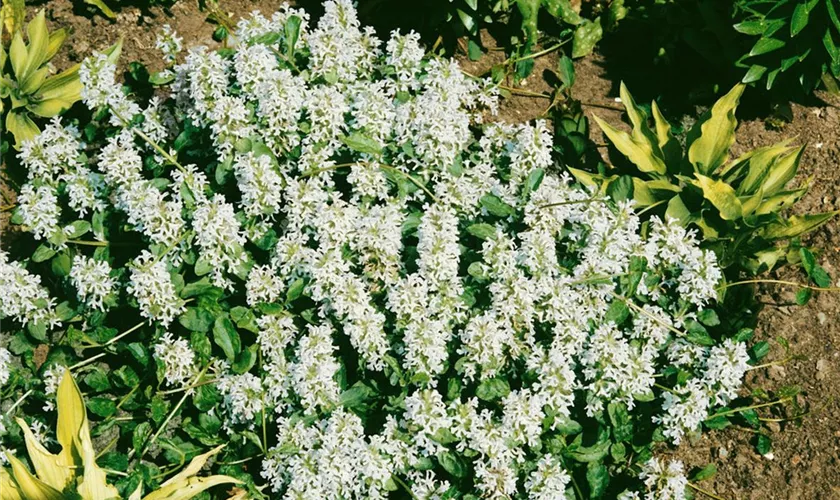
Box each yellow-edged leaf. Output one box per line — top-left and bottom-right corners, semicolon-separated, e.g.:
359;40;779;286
743;247;787;275
28;97;75;117
1;0;25;36
650;100;681;166
759;212;839;240
159;446;226;489
693;174;743;220
84;0;117;20
619;82;663;159
141;475;242;500
759;145;804;196
45;28;68;61
56;369;86;468
6;110;41;150
20;65;49;95
9;30;27;80
1;467;24;500
75;433;120;500
754;187;808;215
14;418;73;491
592;114;667;175
38;63;82;102
105;38;124;64
739;188;763;218
567;166;602;190
731;139;796;194
22;11;49;78
687;84;744;175
665;194;696;225
632;178;657;206
6;455;64;500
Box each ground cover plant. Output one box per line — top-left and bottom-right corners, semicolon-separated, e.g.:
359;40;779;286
0;1;823;499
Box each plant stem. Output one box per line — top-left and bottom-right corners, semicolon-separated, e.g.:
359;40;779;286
69;352;108;371
392;475;420;500
707;397;792;419
538;196;602;209
581;101;625;112
510;40;570;64
109;107;188;175
105;321;145;347
637;199;668;215
611;292;688;339
67;239;109;247
4;390;33;415
719;279;840;293
688;482;728;500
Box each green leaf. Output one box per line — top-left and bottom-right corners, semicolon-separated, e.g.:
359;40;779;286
605;301;629;325
87;397;116;418
750;37;786;56
133;421;152;452
83;0;116;19
607;175;634;202
693;174;743;220
755;434;772;455
567;439;610;463
480;194;515;217
285;15;302;59
232;345;257;374
592;114;666;175
607;403;633;442
704;415;731;429
438;451;468;478
742;64;767;84
179;308;214;333
687;84;744;175
475;377;510;402
697;309;720;327
213;315;241;361
791;3;811;37
51;253;72;277
32;244;56;263
760;212;838;240
558;55;575;88
467;39;482;61
525;168;545;195
572;18;603;58
230;306;260;333
750;341;770;361
685;320;716;346
286;278;306;303
586;462;609;498
691;463;717;481
466;223;497;240
341;132;382;156
83;368;111;392
112;365;139;388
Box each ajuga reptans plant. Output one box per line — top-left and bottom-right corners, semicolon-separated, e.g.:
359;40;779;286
1;1;762;498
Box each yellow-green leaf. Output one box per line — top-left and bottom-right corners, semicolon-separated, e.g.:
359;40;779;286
159;445;225;488
693;174;743;220
754;187;807;215
56;369;86;468
1;0;26;35
9;30;27;80
592;114;667;175
6;110;40;150
28;97;74;117
6;455;64;500
567;166;602;190
687;84;744;175
15;417;73;491
759;145;804;196
759;212;839;240
0;467;24;500
731;139;795;194
141;475;242;500
45;28;68;61
650;100;681;166
20;65;49;95
665;194;695;225
83;0;117;19
619;82;662;159
22;11;49;78
38;63;82;102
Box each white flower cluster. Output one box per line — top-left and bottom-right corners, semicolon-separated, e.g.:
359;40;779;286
70;255;115;311
0;2;751;498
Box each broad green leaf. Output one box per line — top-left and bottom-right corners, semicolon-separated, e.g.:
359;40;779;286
665;195;695;225
480;194;515;217
691;463;717;481
213;315;241;361
750;37;785;56
687;84;744;175
742;64;767;84
592;114;666;175
693;174;743;220
466;223;497;240
558;55;575;88
285;15;302;58
56;370;86;469
9;30;27;80
566;438;610;463
754;187;807;215
6;110;40;149
790;2;810;37
759;146;804;196
572;18;603;58
587;462;609;498
476;377;510;402
759;212;838;240
141;475;242;500
438;451;468;478
732;139;795;194
341;132;382;156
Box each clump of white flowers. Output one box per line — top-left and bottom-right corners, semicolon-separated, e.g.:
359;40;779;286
0;2;756;498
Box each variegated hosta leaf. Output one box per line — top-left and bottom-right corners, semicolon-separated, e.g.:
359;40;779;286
759;212;839;240
687;84;744;175
14;417;72;491
692;174;743;221
758;145;804;197
592;114;667;175
728;139;796;194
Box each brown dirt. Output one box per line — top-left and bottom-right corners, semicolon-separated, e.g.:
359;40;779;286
11;2;840;498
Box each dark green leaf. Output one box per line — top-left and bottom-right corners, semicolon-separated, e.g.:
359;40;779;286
586;462;609;498
341;132;382;156
755;434;772;455
213;315;241;361
438;451;468;478
480;194;515;217
691;463;717;481
558;55;575;88
476;377;510;402
179;307;214;333
87;397;116;418
466;223;497;240
32;244;56;263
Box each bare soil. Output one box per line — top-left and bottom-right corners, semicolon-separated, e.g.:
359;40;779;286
12;1;840;498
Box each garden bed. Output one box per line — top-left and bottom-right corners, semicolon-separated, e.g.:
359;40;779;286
3;0;840;498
